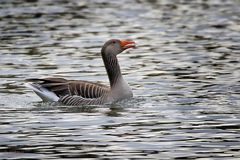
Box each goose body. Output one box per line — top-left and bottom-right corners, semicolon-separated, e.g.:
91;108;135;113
25;39;136;105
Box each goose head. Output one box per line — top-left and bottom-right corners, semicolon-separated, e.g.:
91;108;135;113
101;39;136;56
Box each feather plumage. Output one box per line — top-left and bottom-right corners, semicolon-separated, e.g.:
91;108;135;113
25;39;136;105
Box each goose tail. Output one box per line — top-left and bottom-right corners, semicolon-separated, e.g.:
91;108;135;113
25;82;59;102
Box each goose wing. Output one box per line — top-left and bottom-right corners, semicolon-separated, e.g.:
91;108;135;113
59;95;107;106
26;78;110;99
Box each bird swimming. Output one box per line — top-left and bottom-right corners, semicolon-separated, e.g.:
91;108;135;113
25;39;136;106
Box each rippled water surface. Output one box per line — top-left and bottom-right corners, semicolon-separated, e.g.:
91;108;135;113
1;0;240;159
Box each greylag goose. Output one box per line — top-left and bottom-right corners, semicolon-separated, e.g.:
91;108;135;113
25;39;136;105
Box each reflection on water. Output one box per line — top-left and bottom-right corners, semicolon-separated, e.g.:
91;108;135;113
0;0;240;159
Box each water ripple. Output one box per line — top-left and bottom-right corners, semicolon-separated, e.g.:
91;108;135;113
0;0;240;159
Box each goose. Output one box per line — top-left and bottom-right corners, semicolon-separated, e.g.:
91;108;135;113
25;39;136;105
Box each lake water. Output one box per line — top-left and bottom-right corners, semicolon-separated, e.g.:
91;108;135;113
0;0;240;159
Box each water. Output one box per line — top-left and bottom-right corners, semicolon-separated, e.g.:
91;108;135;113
0;0;240;159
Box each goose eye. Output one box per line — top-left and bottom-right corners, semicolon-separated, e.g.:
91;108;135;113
112;41;116;44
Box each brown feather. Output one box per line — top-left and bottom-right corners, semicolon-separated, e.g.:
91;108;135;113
27;78;110;98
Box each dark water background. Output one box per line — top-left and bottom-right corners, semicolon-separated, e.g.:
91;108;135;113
0;0;240;159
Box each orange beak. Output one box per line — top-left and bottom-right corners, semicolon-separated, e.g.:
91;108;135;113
120;40;136;50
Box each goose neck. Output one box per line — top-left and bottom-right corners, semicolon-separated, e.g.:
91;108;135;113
101;52;123;88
